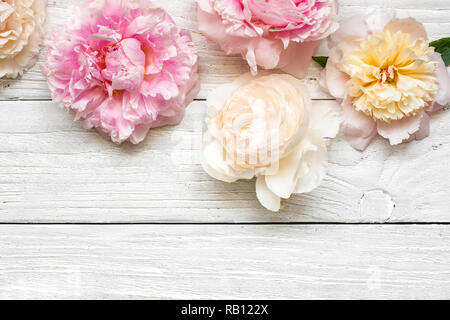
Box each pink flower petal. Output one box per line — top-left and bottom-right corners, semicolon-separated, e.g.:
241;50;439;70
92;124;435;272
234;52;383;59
427;53;450;112
252;38;283;70
322;55;349;99
277;40;320;78
328;15;369;49
341;98;377;151
411;112;430;141
377;111;426;146
328;8;394;49
129;123;152;144
384;18;428;42
197;2;250;55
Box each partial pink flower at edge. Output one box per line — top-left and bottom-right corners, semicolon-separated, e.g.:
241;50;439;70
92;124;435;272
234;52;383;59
42;0;200;144
197;0;339;78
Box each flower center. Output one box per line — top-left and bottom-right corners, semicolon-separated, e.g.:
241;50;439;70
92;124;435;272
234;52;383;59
100;38;146;94
340;30;439;122
378;65;398;85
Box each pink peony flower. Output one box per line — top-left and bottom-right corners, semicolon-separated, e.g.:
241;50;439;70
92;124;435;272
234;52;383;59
320;9;450;151
42;0;200;144
197;0;339;77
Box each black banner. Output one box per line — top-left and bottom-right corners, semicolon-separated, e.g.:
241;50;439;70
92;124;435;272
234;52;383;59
0;300;443;318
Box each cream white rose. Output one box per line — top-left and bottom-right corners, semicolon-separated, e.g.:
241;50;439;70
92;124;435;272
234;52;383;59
0;0;46;78
201;73;341;212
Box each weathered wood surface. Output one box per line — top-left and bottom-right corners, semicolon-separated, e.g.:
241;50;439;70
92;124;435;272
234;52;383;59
1;224;449;300
1;101;449;223
0;0;448;100
0;0;449;300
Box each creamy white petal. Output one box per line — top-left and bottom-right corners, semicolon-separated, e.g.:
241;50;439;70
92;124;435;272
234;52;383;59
201;73;333;211
265;143;305;199
294;131;328;194
201;136;241;183
310;100;342;139
256;176;281;212
206;72;268;111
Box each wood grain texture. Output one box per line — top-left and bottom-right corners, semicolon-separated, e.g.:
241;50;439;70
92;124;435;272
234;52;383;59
0;0;448;100
0;224;449;299
0;0;449;300
1;100;450;223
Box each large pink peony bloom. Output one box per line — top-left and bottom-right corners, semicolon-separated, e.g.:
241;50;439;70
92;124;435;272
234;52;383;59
197;0;338;77
42;0;200;144
320;9;450;151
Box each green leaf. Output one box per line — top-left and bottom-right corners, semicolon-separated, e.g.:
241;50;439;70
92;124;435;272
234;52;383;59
430;37;450;66
438;48;450;67
312;56;328;68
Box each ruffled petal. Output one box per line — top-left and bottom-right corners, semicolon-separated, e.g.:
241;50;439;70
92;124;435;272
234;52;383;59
294;131;328;194
207;72;257;111
377;111;425;145
328;8;394;49
0;0;46;78
265;143;305;199
365;8;396;34
197;2;250;55
328;15;369;49
427;53;450;112
384;18;428;42
129;123;152;144
322;56;349;99
277;40;320;78
252;38;283;70
201;136;241;183
256;176;281;212
411;112;430;141
341;98;377;151
309;100;342;139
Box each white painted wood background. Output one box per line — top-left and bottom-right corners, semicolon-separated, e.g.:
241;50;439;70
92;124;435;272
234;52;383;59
0;0;449;299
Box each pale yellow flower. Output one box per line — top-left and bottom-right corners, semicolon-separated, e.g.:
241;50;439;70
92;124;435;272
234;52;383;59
341;30;439;123
320;9;450;150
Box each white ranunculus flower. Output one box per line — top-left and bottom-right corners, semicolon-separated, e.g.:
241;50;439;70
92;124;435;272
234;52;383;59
0;0;46;78
201;73;341;212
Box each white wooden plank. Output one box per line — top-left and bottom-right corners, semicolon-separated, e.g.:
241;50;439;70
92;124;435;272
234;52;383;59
1;100;449;223
0;0;448;100
0;224;449;299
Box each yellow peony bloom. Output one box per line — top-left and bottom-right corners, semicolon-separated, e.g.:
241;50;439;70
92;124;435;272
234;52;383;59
320;9;450;150
341;30;439;123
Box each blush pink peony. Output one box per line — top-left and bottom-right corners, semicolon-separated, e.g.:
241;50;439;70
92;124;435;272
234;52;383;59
320;9;450;151
42;0;200;144
197;0;339;77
